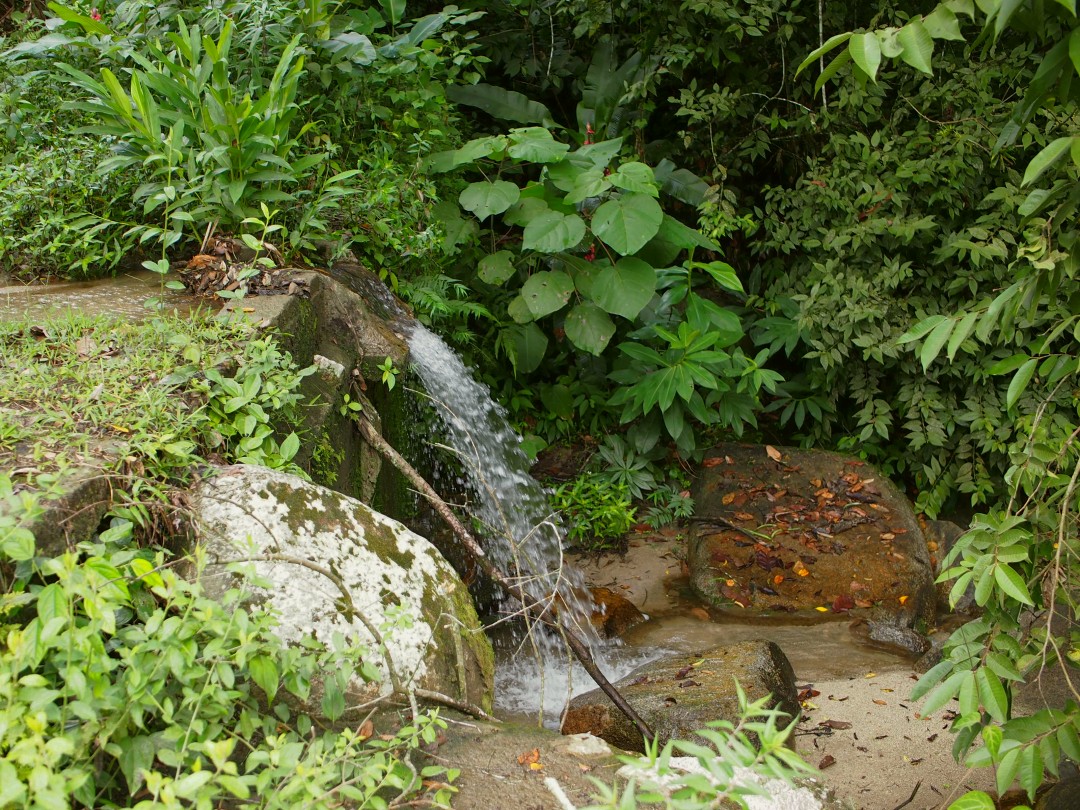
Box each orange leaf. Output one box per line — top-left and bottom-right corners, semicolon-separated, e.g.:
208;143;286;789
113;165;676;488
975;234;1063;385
898;595;909;605
358;720;374;741
765;445;782;462
733;511;754;521
721;492;737;505
517;748;540;765
773;574;784;585
703;457;725;468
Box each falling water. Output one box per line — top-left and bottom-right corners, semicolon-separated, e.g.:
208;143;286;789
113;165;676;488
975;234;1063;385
403;323;585;609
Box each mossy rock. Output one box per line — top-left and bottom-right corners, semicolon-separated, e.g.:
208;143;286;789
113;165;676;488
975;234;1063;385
186;465;494;716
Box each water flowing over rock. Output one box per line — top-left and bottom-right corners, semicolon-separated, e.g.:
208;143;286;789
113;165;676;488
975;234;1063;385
187;464;494;715
403;324;585;611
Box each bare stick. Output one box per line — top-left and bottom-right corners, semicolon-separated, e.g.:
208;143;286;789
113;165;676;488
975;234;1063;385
357;417;656;744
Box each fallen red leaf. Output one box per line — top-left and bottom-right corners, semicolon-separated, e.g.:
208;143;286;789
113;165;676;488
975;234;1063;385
831;594;855;613
517;748;541;766
819;754;837;769
704;457;726;468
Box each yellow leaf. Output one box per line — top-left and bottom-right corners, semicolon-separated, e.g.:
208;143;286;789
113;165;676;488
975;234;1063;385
815;606;828;612
529;762;544;771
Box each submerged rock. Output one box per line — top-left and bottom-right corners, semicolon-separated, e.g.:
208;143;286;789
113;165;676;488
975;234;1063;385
688;443;936;633
560;640;798;754
186;464;494;715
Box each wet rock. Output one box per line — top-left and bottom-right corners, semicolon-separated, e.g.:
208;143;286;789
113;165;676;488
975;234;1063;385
560;640;798;754
688;443;936;631
848;616;931;657
1037;775;1080;810
186;465;494;717
589;586;647;638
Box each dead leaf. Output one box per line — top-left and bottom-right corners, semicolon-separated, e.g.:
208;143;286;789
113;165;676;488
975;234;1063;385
880;532;896;541
820;720;852;730
873;699;887;705
704;457;726;468
818;754;837;769
765;445;782;462
689;607;710;621
831;594;855;613
358;719;374;740
529;762;543;771
733;511;754;521
75;335;97;358
898;595;909;605
517;748;541;766
854;598;874;608
773;574;785;585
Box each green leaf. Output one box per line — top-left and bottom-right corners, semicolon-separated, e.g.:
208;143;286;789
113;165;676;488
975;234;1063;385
922;668;969;716
0;761;26;806
564;303;616;356
897;314;948;345
921;317;955;370
280;432;300;462
1006;358;1037;410
608;161;658;195
521;270;574;318
119;735;156;792
816;48;853;93
1071;28;1080;80
507;295;534;324
459;180;520;220
446;83;553;126
898;19;934;75
1;526;35;561
983;724;1003;760
848;33;882;81
795;31;853;77
46;1;110;35
1018;745;1043;798
507;323;548;373
912;659;956;700
947;311;979;360
590;257;656;319
250;654;279;703
946;792;995;810
994;564;1034;606
988;354;1031;375
379;0;405;24
924;6;965;41
36;583;67;623
1021;137;1076;187
478;251;517;285
591;193;663;255
976;668;1009;723
508;127;569;163
522;211;587;253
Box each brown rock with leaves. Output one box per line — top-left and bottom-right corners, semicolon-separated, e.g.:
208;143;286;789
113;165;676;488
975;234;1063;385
687;443;936;634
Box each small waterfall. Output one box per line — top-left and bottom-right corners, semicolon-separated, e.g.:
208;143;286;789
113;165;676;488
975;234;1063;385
404;324;584;604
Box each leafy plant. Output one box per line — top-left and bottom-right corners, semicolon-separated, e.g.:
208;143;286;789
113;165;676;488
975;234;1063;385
550;473;636;550
587;683;814;810
0;497;456;809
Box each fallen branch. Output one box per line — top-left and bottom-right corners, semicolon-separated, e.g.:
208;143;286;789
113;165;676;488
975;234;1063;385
357;416;655;744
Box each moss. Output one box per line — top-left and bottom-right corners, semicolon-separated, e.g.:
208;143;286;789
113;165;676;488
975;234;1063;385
311;432;344;486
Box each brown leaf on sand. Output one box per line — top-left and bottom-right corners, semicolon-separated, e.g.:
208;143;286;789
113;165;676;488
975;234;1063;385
517;748;541;768
819;720;852;730
818;755;837;769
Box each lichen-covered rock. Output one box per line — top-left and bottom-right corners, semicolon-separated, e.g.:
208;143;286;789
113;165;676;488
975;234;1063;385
688;443;936;631
187;465;494;714
560;641;798;754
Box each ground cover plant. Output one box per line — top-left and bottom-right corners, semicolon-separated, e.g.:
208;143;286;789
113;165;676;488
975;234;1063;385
0;307;457;809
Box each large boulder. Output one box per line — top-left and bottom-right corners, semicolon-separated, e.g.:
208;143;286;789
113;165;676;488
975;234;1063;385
560;640;798;754
688;444;936;632
187;465;494;714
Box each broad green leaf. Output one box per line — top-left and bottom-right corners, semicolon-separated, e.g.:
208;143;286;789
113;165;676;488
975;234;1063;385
654;159;712;205
848;33;882;81
564;303;616;355
650;214;720;253
446;83;553;126
36;583;67;623
995;0;1026;37
897;315;949;345
947;310;979;360
521;270;574;318
898;19;934;75
816;48;853;93
1006;358;1037;410
921;668;969;716
46;1;110;35
459;180;520;220
119;735;155;792
994;563;1034;606
946;792;994;810
540;384;574;420
921;317;955;370
507;323;548;373
989;354;1031;375
1017;745;1043;798
280;432;300;461
478;251;516;285
924;6;965;41
592;193;663;255
504;196;550;227
522;211;587;253
1021;137;1076;187
1;526;34;561
608;161;658;195
0;762;26;806
1057;723;1080;762
507;295;534;324
250;654;279;703
564;168;611;204
796;31;853;76
574;138;624;169
982;724;1003;760
590;257;656;319
379;0;405;24
695;260;743;293
508;127;570;163
996;745;1023;796
912;659;957;701
976;669;1008;723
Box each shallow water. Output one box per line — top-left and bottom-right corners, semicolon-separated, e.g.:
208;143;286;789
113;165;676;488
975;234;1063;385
0;271;207;321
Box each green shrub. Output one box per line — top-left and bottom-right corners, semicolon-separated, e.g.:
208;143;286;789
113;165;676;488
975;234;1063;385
551;473;636;550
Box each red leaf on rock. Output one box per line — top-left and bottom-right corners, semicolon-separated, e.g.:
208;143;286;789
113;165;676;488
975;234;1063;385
831;594;855;613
